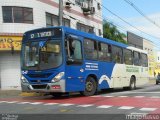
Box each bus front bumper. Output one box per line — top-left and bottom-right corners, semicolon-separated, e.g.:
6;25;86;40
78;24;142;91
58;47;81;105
21;80;65;93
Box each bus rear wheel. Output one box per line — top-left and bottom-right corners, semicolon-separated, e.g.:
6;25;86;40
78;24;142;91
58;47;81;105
81;77;97;96
51;93;62;97
129;76;136;90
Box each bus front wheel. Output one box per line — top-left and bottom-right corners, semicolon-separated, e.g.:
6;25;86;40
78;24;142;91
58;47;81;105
81;77;97;96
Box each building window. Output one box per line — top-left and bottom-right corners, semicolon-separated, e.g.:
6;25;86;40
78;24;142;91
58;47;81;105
2;6;33;24
75;0;87;6
77;22;94;33
97;2;101;10
46;12;70;27
98;29;102;36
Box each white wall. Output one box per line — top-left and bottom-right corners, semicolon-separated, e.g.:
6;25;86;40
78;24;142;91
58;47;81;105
0;0;103;36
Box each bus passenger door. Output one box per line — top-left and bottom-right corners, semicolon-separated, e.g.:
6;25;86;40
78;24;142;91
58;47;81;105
65;35;84;92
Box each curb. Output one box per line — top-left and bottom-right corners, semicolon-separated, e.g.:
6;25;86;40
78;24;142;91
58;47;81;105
20;92;45;97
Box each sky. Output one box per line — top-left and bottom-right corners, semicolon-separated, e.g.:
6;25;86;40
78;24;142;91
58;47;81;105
102;0;160;50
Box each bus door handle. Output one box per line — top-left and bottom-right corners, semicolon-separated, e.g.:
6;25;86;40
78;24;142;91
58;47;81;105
78;76;83;79
68;77;73;79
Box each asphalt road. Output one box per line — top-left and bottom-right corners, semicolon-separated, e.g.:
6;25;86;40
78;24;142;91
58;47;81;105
0;83;160;120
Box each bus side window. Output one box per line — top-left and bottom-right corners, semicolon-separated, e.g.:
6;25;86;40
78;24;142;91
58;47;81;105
133;51;141;66
112;46;122;64
98;42;112;62
141;53;148;67
65;37;83;65
84;38;98;60
123;49;133;65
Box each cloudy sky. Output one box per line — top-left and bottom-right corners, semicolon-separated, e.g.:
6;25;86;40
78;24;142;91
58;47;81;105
102;0;160;50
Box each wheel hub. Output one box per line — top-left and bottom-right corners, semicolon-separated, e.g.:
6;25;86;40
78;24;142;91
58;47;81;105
86;82;93;92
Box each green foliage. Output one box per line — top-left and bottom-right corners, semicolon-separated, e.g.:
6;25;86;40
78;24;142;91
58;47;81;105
103;20;127;44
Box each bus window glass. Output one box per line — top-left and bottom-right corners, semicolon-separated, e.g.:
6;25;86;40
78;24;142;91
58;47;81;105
141;53;148;67
98;42;112;62
66;38;82;65
112;46;122;63
22;39;62;70
84;39;98;60
133;51;141;66
123;49;132;65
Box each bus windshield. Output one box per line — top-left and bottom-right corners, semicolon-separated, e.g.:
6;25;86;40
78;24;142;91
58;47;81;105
22;39;62;70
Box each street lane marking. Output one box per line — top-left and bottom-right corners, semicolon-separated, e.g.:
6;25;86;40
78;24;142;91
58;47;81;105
77;104;93;107
140;108;157;111
118;96;128;97
104;96;114;97
29;102;43;105
118;106;134;110
97;105;112;109
43;103;59;105
150;96;160;98
59;104;74;106
6;101;18;103
17;102;31;104
90;95;102;97
0;101;8;103
112;92;160;94
134;96;145;98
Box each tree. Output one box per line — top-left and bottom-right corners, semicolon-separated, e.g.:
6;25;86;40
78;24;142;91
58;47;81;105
103;20;127;44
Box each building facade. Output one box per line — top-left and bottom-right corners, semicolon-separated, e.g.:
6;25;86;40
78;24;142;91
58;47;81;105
143;39;155;78
127;32;156;78
0;0;103;90
154;51;160;75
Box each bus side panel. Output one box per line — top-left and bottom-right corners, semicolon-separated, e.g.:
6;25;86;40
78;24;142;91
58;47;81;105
98;62;116;89
65;65;85;92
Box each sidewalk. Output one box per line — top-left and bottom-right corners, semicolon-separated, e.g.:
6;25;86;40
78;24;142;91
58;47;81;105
149;77;156;84
0;90;21;98
0;90;43;98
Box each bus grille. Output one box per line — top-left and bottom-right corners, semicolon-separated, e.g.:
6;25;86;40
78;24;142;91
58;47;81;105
28;73;52;78
32;85;47;89
31;80;50;83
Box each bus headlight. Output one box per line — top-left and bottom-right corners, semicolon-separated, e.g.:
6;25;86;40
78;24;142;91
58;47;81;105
51;72;64;83
21;75;29;83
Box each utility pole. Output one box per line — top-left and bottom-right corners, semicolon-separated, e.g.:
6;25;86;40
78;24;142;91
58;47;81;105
59;0;63;26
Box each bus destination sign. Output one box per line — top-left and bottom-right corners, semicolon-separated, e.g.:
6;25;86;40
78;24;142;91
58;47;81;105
30;31;53;39
28;28;62;39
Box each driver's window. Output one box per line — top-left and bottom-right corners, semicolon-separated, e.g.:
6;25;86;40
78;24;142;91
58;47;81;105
65;37;82;65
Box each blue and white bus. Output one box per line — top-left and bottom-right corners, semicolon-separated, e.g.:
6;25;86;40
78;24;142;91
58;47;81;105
21;26;149;96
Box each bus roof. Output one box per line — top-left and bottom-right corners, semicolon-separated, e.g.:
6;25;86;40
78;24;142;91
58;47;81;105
24;26;147;54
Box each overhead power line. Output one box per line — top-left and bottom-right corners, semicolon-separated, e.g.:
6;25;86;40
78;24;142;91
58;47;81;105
94;0;160;49
124;0;160;29
94;0;160;40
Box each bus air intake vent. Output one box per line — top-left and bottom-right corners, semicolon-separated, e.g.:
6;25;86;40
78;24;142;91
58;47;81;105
32;85;47;89
27;73;52;78
31;80;50;83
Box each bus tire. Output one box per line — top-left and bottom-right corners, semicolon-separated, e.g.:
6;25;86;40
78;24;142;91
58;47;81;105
156;81;159;85
129;76;136;90
51;93;62;97
81;77;97;96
